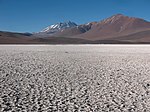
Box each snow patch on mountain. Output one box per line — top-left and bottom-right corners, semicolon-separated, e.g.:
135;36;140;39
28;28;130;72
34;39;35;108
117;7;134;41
40;21;77;34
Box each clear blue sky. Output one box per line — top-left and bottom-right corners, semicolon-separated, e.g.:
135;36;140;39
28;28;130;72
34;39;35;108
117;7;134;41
0;0;150;33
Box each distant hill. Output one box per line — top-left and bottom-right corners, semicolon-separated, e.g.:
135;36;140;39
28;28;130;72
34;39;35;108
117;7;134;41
0;31;90;44
34;21;77;37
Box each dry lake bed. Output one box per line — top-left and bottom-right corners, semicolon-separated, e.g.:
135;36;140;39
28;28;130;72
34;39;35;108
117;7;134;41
1;45;150;112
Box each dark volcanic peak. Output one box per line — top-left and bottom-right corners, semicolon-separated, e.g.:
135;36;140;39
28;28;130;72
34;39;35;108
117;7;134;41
40;21;77;33
53;21;98;37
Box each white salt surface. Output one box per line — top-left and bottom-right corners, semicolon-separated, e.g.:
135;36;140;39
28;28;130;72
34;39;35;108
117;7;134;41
0;45;150;111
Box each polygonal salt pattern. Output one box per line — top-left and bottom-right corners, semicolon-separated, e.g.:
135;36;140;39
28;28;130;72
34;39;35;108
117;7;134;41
0;45;150;112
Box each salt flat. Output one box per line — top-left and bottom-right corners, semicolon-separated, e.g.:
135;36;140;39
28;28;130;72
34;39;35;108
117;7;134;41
0;45;150;111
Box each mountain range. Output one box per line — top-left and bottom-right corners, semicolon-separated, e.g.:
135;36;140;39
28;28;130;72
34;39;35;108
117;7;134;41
1;14;150;44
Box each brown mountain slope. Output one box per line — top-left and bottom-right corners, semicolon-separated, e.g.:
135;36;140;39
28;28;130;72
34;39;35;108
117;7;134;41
73;14;150;40
110;30;150;42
